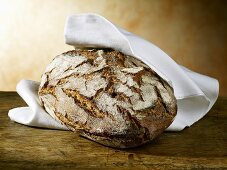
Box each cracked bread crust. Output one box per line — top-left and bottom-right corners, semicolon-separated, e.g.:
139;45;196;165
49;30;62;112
38;49;177;148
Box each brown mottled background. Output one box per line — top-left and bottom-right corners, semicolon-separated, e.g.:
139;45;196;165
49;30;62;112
0;0;226;96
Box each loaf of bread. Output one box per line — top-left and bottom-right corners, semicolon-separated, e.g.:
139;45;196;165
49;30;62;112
38;49;177;148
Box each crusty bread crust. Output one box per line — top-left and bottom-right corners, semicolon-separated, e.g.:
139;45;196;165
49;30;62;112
38;49;177;148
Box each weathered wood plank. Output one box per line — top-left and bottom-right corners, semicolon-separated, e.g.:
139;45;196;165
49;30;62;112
0;92;226;169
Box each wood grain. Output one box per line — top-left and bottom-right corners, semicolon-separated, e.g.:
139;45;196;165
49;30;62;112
0;92;226;170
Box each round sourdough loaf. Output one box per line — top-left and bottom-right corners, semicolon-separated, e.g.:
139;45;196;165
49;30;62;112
38;49;177;148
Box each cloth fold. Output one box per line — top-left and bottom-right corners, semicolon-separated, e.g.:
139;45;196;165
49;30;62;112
8;80;68;130
8;13;219;131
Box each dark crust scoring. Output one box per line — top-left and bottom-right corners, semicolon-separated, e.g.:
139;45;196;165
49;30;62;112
38;48;177;148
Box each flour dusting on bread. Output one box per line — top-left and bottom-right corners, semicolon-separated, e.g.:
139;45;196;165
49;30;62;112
38;49;177;148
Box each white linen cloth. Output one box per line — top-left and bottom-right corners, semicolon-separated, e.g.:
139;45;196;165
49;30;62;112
8;13;219;131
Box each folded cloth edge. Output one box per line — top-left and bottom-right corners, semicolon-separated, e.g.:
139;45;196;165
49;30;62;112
8;13;219;132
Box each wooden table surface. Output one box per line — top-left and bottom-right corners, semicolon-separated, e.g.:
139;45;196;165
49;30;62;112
0;92;226;170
